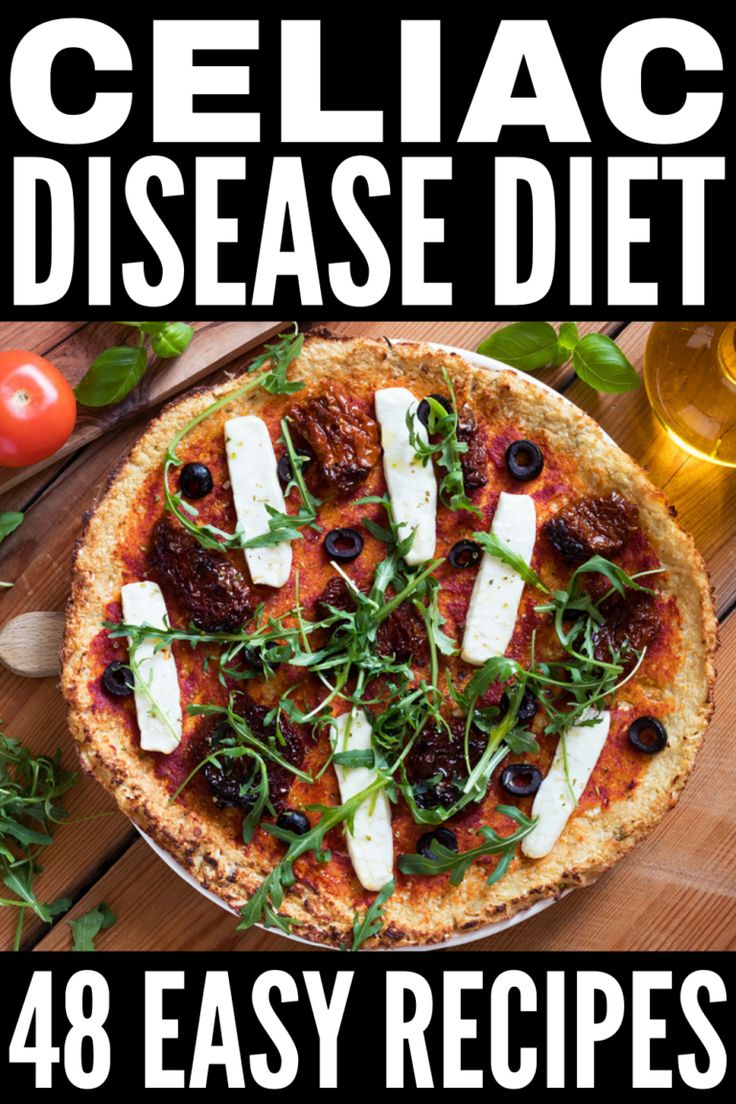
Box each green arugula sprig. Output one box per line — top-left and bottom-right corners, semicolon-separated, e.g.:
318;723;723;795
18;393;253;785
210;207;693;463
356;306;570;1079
0;732;78;950
0;511;23;589
238;774;391;933
348;878;395;951
162;327;314;553
75;322;195;407
478;322;640;393
171;742;271;844
398;807;536;886
68;903;116;951
188;694;314;784
406;369;481;516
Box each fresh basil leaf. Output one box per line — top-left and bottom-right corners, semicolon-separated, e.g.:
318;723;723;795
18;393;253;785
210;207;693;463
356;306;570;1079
137;322;168;334
74;344;149;407
68;902;116;951
558;321;580;351
572;334;640;393
478;322;560;373
0;512;23;543
151;322;194;359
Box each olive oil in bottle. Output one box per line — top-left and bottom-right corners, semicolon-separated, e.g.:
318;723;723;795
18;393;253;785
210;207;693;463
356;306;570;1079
643;322;736;467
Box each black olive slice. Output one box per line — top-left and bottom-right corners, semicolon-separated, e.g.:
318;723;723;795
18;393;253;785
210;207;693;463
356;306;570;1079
627;716;667;754
449;539;482;568
102;661;134;698
499;686;538;724
277;449;312;486
500;762;543;796
276;809;311;835
179;462;213;499
324;527;364;562
417;394;452;429
505;440;544;482
416;827;458;860
242;646;281;673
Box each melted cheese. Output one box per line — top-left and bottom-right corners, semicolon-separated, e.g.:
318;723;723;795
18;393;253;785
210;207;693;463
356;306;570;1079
225;415;292;588
331;710;393;892
461;492;537;666
522;709;611;859
121;581;182;755
374;387;437;566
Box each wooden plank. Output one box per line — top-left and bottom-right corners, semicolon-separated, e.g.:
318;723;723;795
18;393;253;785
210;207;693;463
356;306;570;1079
0;321;86;353
35;605;736;954
561;322;736;616
0;320;286;494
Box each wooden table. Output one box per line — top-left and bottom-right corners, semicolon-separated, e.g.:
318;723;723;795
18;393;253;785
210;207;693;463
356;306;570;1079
1;320;734;954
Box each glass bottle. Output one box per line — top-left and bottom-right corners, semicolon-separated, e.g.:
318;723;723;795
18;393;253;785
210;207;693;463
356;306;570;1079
643;322;736;467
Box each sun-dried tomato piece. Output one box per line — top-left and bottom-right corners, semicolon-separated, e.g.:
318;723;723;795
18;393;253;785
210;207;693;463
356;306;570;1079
150;516;252;632
201;698;304;814
594;590;660;666
315;577;359;619
289;385;380;494
376;602;429;665
544;492;639;562
456;405;488;491
406;718;489;808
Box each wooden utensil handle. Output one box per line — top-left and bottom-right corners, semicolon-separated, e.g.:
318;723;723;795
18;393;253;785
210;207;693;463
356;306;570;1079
0;611;66;678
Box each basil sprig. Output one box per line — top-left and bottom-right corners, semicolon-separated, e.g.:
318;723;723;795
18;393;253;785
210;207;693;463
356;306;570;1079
0;512;23;588
75;321;194;407
478;322;640;393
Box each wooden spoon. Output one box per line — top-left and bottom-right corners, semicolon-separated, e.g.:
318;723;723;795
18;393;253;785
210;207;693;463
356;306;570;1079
0;611;65;678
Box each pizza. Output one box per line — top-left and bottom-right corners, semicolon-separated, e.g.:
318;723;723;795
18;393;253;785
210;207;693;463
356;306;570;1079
61;329;717;948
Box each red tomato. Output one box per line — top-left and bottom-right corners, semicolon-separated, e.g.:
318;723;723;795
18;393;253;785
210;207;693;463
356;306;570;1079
0;350;77;467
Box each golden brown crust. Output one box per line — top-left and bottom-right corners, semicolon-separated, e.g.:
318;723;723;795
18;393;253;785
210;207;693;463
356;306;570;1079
61;335;718;947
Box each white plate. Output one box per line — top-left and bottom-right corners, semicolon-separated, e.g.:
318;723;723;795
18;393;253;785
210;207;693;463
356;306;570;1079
138;339;592;950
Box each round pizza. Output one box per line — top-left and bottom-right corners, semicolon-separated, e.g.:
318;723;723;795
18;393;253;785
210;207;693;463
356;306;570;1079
61;329;717;948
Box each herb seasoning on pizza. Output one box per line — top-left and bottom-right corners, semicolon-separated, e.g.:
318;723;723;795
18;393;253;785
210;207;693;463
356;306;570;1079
61;329;717;948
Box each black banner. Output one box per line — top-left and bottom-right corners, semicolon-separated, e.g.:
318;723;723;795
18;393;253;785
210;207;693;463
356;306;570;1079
0;9;732;317
0;952;730;1093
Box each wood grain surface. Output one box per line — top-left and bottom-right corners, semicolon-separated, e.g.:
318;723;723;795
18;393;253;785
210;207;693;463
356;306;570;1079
1;318;733;954
0;320;286;494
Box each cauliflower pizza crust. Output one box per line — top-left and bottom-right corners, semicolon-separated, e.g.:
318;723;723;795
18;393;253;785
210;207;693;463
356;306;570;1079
61;332;717;948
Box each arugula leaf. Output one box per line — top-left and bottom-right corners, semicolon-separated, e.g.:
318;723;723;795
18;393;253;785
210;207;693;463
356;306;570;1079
477;322;640;394
68;903;116;951
406;369;481;516
398;807;536;886
349;878;395;951
478;322;560;373
248;326;306;395
238;775;390;933
473;531;551;594
572;334;641;393
333;749;375;769
0;513;24;543
0;732;78;949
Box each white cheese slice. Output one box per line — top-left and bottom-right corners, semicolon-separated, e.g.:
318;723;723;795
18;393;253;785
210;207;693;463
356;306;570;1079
522;709;611;859
121;581;182;755
330;710;393;892
461;491;537;666
374;387;437;566
224;415;292;588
